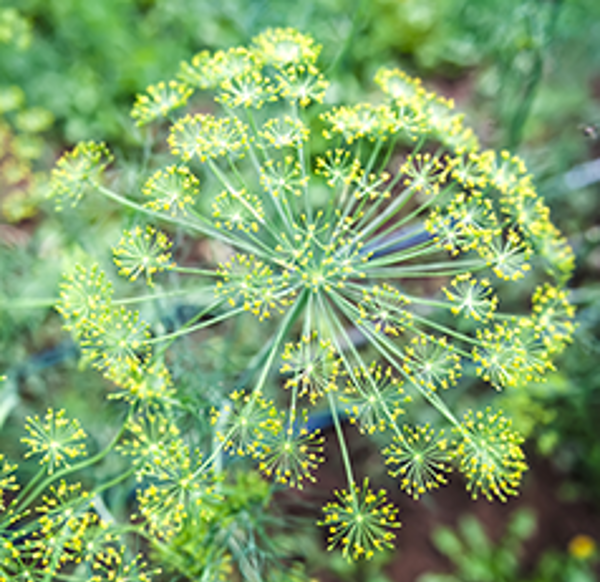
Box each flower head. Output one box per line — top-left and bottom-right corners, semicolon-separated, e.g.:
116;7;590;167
49;28;575;564
320;478;401;561
57;263;114;334
281;334;340;403
341;363;408;434
168;114;249;162
252;28;321;68
257;410;325;489
22;409;87;474
113;225;174;286
48;142;112;210
131;80;192;126
451;407;527;502
90;546;157;582
384;424;450;499
142;164;199;217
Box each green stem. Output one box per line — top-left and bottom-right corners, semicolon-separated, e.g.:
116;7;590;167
327;391;355;489
292;102;312;222
322;295;405;441
169;266;222;277
364;260;488;278
352;136;427;238
325;0;368;76
145;301;243;345
13;466;46;507
197;289;309;476
242;109;296;236
409;312;480;348
115;286;208;305
0;297;56;309
98;185;266;260
362;239;439;268
329;289;460;426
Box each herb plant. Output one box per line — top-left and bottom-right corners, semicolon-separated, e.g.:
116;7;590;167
1;27;576;579
419;510;599;582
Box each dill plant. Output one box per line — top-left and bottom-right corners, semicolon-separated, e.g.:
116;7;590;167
4;27;576;574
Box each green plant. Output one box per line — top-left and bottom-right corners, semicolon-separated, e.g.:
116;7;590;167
0;7;53;223
1;27;577;579
419;508;536;582
419;510;599;582
0;0;368;145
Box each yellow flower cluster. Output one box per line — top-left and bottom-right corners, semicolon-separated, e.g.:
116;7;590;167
452;408;527;502
319;478;401;561
45;27;576;564
131;80;192;126
384;424;450;499
21;409;87;474
113;225;174;286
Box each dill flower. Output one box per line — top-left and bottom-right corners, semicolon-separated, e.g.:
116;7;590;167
275;63;328;108
341;363;409;434
472;323;526;389
136;439;220;540
259;117;309;150
90;546;157;582
112;225;174;286
119;412;181;467
257;410;325;489
322;104;392;143
29;480;94;569
178;47;255;90
260;156;308;198
280;334;341;403
357;284;412;336
315;148;361;189
452;407;527;502
131;80;192;126
532;283;576;353
402;335;462;392
56;263;114;334
21;409;87;474
443;273;498;321
48;141;112;210
49;27;576;562
79;305;150;379
252;27;321;68
142;164;199;216
168;113;250;162
215;253;295;319
212;188;265;233
0;454;18;511
211;390;275;457
217;66;275;109
320;478;401;561
383;424;450;499
108;360;176;409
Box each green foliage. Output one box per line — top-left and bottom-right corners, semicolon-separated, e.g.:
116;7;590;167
419;510;599;582
419;509;536;582
0;8;52;223
0;0;364;144
162;470;312;581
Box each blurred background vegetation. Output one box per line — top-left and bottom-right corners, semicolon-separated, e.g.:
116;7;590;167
1;0;600;579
